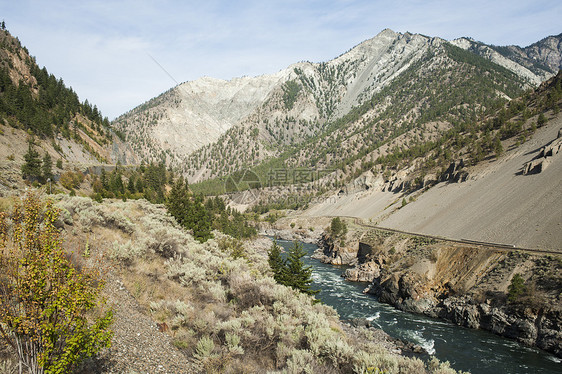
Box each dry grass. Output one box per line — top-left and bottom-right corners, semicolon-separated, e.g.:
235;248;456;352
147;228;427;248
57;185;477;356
50;195;462;374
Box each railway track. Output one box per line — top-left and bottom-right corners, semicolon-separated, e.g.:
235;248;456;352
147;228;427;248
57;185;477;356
326;215;562;256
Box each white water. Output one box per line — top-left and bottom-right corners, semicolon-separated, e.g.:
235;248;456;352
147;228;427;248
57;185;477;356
275;239;562;374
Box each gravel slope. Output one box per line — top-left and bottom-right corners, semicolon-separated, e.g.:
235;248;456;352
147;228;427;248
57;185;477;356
305;114;562;250
379;116;562;250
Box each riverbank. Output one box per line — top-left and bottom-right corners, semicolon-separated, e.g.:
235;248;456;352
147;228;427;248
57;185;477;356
312;224;562;359
256;230;431;358
275;238;562;374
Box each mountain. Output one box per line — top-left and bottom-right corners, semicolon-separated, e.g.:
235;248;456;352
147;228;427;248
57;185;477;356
450;34;562;84
114;29;561;183
0;27;137;191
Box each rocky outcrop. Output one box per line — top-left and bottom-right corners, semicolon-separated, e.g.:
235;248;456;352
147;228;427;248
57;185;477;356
361;249;562;358
440;159;469;183
523;129;562;175
523;157;552;174
523;34;562;72
313;233;357;265
366;275;562;357
330;226;562;358
368;270;439;315
436;297;562;357
260;227;319;244
344;262;380;282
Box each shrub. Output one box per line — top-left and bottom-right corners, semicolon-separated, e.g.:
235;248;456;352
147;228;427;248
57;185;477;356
109;240;145;264
60;170;84;190
195;335;216;360
0;193;112;373
507;273;526;303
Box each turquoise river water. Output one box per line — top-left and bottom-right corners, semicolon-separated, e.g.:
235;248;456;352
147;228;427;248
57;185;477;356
275;239;561;374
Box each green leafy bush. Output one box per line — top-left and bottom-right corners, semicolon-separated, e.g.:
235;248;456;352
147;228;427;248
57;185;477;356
0;193;112;373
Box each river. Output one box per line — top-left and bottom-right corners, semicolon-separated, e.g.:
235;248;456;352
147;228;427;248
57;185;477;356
274;239;561;374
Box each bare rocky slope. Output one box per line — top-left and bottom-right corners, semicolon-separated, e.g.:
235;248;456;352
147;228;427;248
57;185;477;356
303;110;562;251
113;30;561;181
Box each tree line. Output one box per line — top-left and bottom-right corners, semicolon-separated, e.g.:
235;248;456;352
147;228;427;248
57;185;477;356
0;29;112;140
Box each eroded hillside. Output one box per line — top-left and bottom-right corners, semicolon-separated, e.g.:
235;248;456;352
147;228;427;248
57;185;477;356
114;30;561;184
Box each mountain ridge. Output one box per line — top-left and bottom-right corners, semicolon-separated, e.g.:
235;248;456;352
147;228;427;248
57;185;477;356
114;29;561;181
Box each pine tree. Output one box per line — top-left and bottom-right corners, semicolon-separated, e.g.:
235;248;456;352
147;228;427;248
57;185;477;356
127;176;136;194
166;177;190;226
268;241;287;284
189;202;213;243
330;217;343;237
100;169;109;191
165;178;213;243
41;152;53;183
21;139;42;181
494;135;503;158
285;242;318;295
507;273;526;303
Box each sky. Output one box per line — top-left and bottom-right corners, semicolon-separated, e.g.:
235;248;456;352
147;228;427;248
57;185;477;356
2;0;561;120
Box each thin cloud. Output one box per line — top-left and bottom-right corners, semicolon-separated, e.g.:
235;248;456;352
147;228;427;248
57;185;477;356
2;0;560;119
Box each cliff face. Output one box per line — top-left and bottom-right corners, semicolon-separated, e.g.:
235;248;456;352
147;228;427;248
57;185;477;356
312;232;358;265
318;227;562;357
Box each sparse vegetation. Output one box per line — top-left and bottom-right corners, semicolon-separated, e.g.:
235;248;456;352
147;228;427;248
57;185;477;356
0;193;113;373
47;195;452;373
507;273;526;303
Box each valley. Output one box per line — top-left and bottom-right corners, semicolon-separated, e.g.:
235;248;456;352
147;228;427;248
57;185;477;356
0;21;561;374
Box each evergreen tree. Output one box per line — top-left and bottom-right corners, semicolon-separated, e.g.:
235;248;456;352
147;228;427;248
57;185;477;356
537;112;547;127
268;241;287;284
284;242;318;296
135;177;144;193
166;178;190;226
330;217;347;239
189;202;213;243
165;178;213;243
100;169;109;191
268;241;318;296
109;171;124;196
330;217;343;236
507;273;526;303
127;176;136;194
21;139;42;181
41;152;53;183
494;135;503;158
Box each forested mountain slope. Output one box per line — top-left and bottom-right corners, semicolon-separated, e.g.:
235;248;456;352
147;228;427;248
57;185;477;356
0;26;137;191
114;30;561;182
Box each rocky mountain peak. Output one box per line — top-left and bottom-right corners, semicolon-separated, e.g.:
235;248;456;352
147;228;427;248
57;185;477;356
114;30;562;176
523;33;562;71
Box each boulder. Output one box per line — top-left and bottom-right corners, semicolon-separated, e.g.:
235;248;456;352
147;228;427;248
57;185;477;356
344;262;380;282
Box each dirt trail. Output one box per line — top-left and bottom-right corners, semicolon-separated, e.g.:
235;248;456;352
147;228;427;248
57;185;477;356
78;272;196;374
